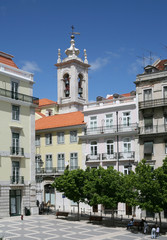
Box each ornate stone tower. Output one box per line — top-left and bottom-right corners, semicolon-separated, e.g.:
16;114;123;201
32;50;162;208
55;33;90;113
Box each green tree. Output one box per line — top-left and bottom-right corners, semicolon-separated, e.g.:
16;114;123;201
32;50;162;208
134;159;166;227
84;166;124;219
52;168;86;220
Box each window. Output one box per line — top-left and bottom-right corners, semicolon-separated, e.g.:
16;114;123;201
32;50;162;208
58;154;65;171
144;89;152;101
45;109;53;116
12;132;19;155
45;134;52;145
70;153;78;170
144;117;153;133
164;86;167;98
12;105;20;121
107;140;114;155
165;142;167;154
12;161;20;183
123;138;131;152
11;81;18;99
35;155;42;171
35;135;40;146
70;131;77;143
106;114;113;128
124;166;130;175
91;141;97;155
46;154;52;171
90;116;97;129
144;142;153;155
123;112;131;126
57;132;64;144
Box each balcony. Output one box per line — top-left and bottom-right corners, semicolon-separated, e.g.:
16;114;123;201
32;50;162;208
86;154;100;162
119;151;135;159
102;153;117;161
139;98;167;110
10;147;24;157
36;166;80;175
139;124;167;135
0;88;39;105
10;176;24;185
84;123;138;136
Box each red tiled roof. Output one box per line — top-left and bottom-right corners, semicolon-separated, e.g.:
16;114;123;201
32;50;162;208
36;111;85;131
107;93;131;100
155;59;167;71
38;98;57;107
0;51;18;69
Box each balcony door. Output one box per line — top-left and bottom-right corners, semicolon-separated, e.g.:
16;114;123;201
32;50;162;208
46;154;52;172
12;132;19;155
11;81;18;99
144;89;152;101
12;161;20;184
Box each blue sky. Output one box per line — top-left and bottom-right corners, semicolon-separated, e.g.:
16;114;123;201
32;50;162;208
1;0;167;101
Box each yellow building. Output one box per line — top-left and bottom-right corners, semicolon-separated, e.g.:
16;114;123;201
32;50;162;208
35;110;85;207
0;51;38;217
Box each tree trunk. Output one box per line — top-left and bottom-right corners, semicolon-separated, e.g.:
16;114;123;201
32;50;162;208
112;208;115;226
77;202;80;221
158;212;161;230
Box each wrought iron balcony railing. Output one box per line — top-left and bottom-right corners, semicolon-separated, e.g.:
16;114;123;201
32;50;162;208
86;154;100;161
10;176;24;184
102;153;117;160
118;151;135;159
84;123;138;136
10;147;24;156
36;166;80;174
139;98;167;109
139;124;167;135
0;87;39;105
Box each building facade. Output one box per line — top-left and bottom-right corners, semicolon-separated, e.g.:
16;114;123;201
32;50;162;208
35;111;86;211
135;59;167;218
80;92;139;216
0;51;38;217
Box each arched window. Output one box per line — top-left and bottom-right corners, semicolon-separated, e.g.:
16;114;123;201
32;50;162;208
107;140;114;155
78;73;83;98
91;141;97;155
63;73;70;97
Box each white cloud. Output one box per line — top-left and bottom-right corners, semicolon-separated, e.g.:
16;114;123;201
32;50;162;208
90;57;109;71
22;61;41;73
105;51;120;58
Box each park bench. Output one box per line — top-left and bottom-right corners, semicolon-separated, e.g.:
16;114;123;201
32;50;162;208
56;211;69;218
89;215;103;223
130;222;142;233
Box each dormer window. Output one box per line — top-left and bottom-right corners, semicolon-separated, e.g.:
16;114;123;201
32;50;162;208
144;65;158;74
63;74;70;97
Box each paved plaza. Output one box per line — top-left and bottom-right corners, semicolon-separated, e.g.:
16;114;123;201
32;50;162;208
0;215;166;240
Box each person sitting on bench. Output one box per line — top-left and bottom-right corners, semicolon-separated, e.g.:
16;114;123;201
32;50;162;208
127;218;134;229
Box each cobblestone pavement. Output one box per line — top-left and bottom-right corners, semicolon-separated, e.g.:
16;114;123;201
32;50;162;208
0;215;166;240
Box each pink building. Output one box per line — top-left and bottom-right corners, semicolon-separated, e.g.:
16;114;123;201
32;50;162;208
79;92;140;216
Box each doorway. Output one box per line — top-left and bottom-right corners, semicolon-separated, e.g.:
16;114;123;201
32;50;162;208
10;190;21;216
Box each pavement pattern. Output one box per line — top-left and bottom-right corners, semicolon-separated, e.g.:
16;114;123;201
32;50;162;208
0;215;166;240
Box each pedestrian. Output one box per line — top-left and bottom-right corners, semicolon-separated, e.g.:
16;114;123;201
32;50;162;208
156;226;160;238
151;226;156;239
144;220;148;234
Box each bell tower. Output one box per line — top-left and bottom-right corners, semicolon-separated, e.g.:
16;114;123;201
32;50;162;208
55;31;90;113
